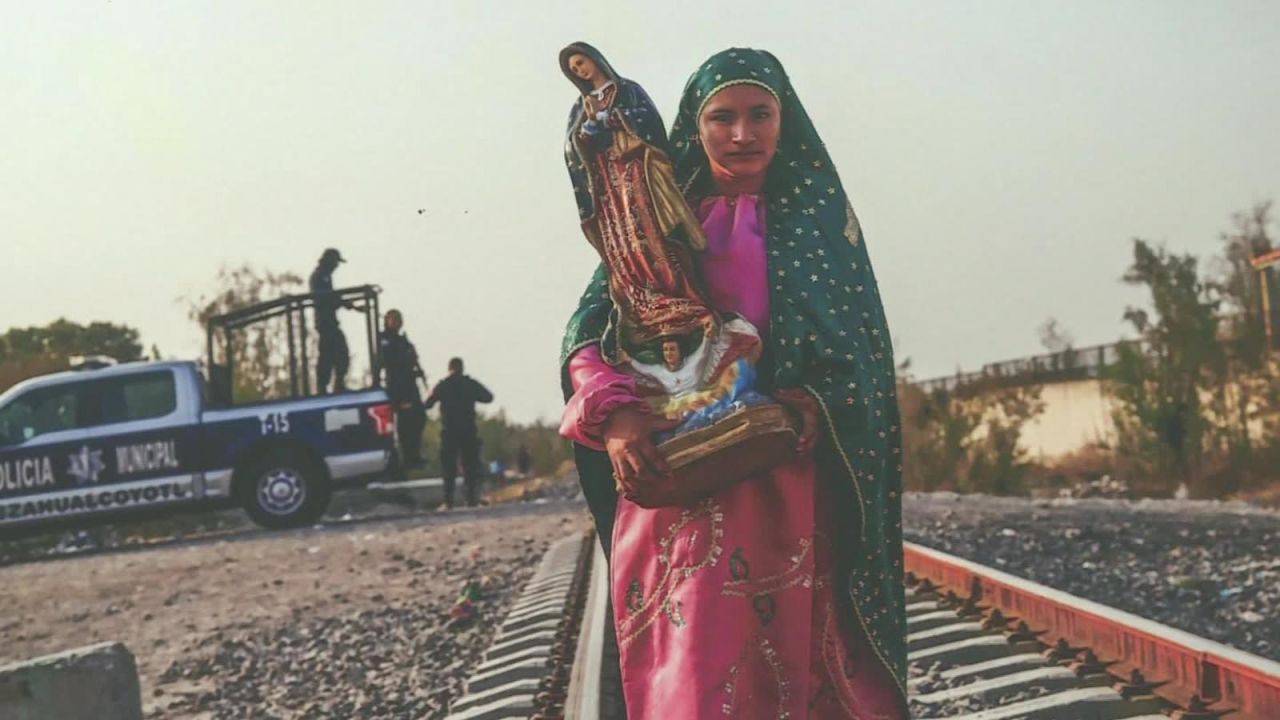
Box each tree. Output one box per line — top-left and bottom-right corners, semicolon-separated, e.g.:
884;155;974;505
900;385;980;492
899;352;1045;496
899;358;977;493
1107;239;1221;493
1218;202;1276;359
962;386;1046;495
418;410;573;478
1037;317;1075;354
0;319;145;393
1036;317;1081;379
899;380;1044;495
184;265;305;403
1211;202;1279;467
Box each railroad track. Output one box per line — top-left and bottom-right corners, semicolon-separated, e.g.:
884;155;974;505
450;536;1279;720
901;543;1278;720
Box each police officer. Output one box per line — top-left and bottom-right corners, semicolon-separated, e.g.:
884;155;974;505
310;248;349;394
516;444;533;478
379;309;426;471
425;358;493;508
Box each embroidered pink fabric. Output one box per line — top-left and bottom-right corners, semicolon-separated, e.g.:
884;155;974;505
698;194;770;334
561;195;904;719
613;459;903;719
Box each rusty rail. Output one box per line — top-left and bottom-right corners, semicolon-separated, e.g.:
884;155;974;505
904;541;1280;720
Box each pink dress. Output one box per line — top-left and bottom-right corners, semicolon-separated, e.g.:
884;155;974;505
562;195;903;720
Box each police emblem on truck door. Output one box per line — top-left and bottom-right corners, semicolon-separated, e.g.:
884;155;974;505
67;445;105;485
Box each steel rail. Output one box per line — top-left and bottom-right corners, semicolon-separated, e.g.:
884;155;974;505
904;541;1280;720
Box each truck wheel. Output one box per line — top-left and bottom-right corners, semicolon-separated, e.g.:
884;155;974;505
239;449;331;529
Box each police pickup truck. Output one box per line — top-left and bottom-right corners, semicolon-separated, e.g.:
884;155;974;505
0;359;395;535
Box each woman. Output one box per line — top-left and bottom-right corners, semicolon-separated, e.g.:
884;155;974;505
560;48;907;719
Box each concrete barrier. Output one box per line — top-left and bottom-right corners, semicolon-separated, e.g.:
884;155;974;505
0;642;142;720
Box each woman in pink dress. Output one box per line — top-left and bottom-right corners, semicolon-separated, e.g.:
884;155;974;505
561;48;907;719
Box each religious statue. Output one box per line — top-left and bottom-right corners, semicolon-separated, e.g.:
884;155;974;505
560;42;796;506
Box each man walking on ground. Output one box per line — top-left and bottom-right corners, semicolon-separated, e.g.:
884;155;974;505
310;248;350;394
379;309;427;473
425;358;493;508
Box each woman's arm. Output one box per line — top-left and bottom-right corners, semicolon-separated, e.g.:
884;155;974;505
561;345;680;498
774;387;821;455
559;345;644;449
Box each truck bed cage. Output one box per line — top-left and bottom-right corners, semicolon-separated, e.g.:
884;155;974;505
205;284;382;406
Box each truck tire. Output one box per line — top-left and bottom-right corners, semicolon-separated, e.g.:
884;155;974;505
238;448;331;529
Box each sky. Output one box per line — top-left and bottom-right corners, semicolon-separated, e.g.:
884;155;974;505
2;1;1278;423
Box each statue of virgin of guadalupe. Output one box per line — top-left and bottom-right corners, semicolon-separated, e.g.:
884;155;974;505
560;42;764;428
560;43;797;506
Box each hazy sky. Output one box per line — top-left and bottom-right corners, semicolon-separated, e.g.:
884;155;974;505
3;1;1277;423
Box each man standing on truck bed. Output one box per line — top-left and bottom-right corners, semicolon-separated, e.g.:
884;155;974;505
379;309;427;472
310;248;350;394
426;357;493;508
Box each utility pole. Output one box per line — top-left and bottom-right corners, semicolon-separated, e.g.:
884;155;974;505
1249;248;1280;354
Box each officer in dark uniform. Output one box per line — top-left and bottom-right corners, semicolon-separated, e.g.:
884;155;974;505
310;248;349;393
425;357;493;508
379;309;427;471
517;444;533;478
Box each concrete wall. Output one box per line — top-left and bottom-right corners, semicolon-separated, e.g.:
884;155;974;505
1013;377;1271;461
0;642;142;720
1017;379;1117;460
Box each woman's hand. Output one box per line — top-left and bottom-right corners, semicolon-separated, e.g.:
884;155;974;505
774;387;821;455
601;405;681;499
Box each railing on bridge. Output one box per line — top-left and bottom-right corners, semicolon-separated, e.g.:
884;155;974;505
914;341;1131;395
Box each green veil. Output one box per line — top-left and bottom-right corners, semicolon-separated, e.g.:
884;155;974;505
560;48;907;703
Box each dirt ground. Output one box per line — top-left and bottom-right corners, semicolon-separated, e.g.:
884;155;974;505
0;500;588;719
4;485;1276;718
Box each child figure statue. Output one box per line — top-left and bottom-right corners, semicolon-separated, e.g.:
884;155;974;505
560;43;795;505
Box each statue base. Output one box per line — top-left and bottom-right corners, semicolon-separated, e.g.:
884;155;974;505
623;403;798;508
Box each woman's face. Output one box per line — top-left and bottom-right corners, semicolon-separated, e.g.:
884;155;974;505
698;84;781;181
568;54;599;83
